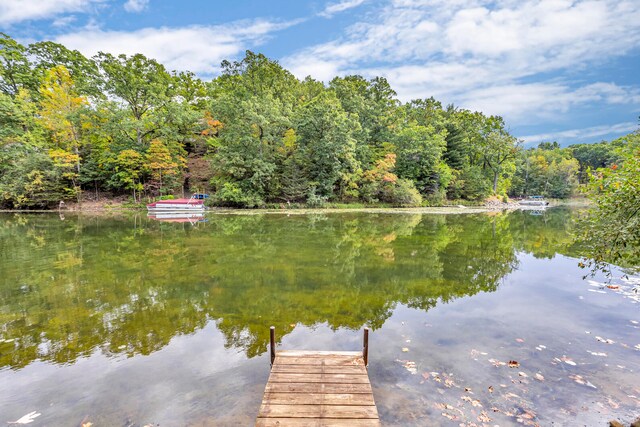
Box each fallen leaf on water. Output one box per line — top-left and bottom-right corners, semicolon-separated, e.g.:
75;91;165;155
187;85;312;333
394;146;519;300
534;373;545;381
488;385;494;393
607;397;620;409
8;412;41;425
595;336;615;344
82;423;92;427
489;358;506;367
518;372;528;377
569;374;597;389
508;360;520;368
401;347;409;352
516;338;525;343
441;412;457;421
504;392;521;401
461;395;482;407
561;356;576;366
607;285;619;289
464;387;472;393
478;410;492;423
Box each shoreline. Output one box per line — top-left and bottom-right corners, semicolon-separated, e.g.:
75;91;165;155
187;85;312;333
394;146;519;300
0;200;590;216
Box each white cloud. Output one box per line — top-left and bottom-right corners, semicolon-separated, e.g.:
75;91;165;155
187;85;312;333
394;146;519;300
521;122;639;145
0;0;103;26
124;0;149;13
56;20;298;75
284;0;640;125
52;15;78;28
319;0;368;18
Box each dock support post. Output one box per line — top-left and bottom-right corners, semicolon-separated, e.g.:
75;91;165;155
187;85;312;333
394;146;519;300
270;326;276;367
363;327;369;367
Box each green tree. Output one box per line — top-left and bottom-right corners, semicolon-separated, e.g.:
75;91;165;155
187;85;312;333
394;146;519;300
578;131;640;276
0;33;35;96
96;53;172;147
392;123;447;196
294;91;359;199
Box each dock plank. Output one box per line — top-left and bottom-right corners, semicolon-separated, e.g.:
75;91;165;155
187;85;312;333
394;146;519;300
262;393;375;406
270;364;367;374
264;382;373;394
258;403;379;419
257;350;379;426
268;373;370;384
256;418;380;426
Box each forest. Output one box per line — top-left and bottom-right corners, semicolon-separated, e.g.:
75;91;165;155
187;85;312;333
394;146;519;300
0;33;636;209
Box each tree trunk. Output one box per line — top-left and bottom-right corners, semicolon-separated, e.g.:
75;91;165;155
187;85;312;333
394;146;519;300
493;170;499;193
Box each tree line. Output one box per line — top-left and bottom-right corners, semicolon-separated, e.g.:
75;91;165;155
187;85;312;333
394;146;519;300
0;33;634;208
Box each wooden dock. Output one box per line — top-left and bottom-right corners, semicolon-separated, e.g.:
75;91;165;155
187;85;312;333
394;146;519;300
256;328;379;426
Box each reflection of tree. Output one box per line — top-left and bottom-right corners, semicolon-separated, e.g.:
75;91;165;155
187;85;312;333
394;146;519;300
0;209;577;369
507;207;581;259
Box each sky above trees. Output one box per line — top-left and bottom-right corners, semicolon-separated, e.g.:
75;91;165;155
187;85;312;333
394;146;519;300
2;0;638;146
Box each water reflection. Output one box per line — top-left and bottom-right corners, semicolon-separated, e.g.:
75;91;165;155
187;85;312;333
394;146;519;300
0;209;578;370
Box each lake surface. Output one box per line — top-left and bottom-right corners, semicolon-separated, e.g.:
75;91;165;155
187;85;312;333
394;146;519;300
0;208;638;426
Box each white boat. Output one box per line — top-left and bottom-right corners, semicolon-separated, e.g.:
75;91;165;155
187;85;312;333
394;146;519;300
519;196;549;207
147;198;205;212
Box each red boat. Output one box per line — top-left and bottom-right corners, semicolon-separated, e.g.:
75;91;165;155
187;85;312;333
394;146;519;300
146;198;205;212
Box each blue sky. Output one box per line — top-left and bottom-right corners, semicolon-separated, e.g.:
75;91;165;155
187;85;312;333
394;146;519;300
2;0;639;146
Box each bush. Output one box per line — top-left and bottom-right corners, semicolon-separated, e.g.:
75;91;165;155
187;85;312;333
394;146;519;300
306;190;328;208
212;182;264;208
383;179;422;207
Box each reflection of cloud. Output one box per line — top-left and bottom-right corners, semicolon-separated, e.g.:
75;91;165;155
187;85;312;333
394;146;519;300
284;0;640;124
521;122;639;145
56;20;300;75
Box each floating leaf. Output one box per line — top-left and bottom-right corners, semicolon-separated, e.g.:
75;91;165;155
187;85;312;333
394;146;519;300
8;411;41;425
478;411;492;423
489;358;506;367
595;336;615;344
508;360;520;368
534;373;545;381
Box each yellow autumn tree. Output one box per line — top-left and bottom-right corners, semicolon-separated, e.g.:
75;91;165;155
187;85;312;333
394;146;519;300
49;148;81;200
146;139;183;195
38;65;87;174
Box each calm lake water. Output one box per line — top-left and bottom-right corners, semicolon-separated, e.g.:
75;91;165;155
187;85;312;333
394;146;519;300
0;208;638;426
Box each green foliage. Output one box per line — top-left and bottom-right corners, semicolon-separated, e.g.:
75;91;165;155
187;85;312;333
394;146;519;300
212;182;264;208
510;144;580;199
578;132;640;276
0;145;68;207
0;33;631;211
